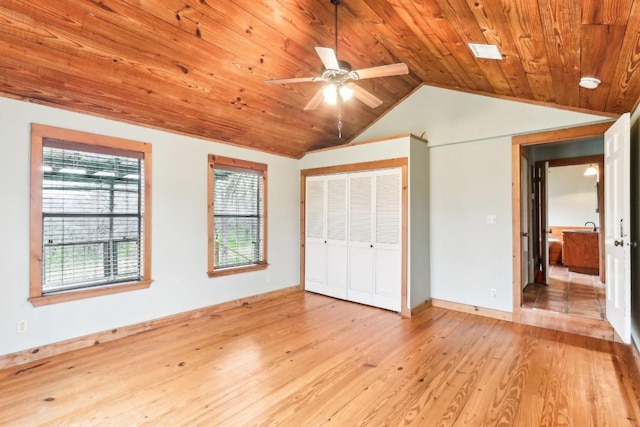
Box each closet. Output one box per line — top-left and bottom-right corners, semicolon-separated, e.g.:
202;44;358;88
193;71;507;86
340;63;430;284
305;167;402;312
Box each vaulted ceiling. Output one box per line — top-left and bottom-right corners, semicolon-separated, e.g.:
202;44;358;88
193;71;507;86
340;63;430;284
1;1;639;158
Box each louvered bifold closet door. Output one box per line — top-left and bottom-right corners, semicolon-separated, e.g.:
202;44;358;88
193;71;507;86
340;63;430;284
325;175;348;299
347;171;375;306
305;176;327;294
372;169;402;311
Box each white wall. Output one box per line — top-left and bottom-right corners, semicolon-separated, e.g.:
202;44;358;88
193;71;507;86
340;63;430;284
358;85;610;313
299;136;410;169
409;137;430;308
548;165;599;227
0;97;300;357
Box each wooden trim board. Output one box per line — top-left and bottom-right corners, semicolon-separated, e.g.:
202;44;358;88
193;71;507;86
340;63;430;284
300;158;409;316
410;299;433;317
430;299;513;322
511;121;612;324
519;307;614;341
0;286;302;370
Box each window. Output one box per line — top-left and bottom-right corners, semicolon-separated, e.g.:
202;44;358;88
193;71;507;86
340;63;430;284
208;155;267;276
30;124;152;306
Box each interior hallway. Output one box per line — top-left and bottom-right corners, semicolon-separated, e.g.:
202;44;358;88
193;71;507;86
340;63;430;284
522;265;606;321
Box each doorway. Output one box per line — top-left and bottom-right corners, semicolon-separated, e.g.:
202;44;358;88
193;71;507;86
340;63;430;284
511;122;616;340
522;156;605;320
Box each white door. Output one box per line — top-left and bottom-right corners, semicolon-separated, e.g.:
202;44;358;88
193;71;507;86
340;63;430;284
305;177;327;294
372;169;402;311
604;113;631;344
348;172;375;306
325;175;348;299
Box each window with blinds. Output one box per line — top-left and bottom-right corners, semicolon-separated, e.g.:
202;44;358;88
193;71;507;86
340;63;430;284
30;124;152;305
208;155;267;275
42;144;143;293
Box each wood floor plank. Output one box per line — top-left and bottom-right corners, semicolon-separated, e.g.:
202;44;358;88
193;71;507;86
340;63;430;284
1;292;639;426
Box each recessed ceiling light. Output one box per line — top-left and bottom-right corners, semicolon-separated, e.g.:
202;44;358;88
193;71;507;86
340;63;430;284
579;77;601;89
468;43;503;60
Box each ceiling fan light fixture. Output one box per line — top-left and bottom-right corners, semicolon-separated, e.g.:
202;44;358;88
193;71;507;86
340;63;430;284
323;83;338;104
339;84;354;101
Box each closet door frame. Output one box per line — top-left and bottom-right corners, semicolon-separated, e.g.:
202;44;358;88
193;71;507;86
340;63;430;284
300;158;409;316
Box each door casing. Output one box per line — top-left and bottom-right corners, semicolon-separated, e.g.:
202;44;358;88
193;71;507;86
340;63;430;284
512;122;613;320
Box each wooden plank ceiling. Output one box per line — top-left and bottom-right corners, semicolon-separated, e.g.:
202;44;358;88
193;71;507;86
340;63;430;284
0;0;639;158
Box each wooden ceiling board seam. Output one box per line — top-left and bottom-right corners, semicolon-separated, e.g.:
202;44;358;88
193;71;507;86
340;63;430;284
537;0;581;108
409;0;497;92
502;0;556;102
345;0;459;86
581;0;635;25
376;0;475;88
433;0;514;95
605;0;640;113
0;55;321;156
465;0;535;98
138;0;326;79
579;24;626;111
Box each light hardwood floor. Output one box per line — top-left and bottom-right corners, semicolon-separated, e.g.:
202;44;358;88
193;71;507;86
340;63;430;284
522;265;606;320
1;292;639;426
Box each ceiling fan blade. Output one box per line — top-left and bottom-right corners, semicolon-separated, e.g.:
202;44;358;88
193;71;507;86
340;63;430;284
303;88;325;111
351;84;383;108
352;63;409;80
315;47;340;70
265;76;322;85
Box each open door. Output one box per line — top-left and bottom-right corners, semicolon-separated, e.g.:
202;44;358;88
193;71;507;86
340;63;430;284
604;113;631;343
520;155;531;288
532;161;549;283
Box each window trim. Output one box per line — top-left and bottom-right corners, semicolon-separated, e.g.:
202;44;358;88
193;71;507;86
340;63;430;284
29;124;152;306
207;155;268;277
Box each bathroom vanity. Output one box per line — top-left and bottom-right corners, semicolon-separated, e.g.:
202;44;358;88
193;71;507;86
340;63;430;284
562;230;599;275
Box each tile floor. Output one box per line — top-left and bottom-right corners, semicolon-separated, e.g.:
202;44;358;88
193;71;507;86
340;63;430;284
522;264;606;320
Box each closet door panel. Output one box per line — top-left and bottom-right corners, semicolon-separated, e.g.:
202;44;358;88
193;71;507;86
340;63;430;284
326;175;348;299
373;247;401;311
305;241;327;294
348;246;374;305
348;172;374;304
305;177;327;293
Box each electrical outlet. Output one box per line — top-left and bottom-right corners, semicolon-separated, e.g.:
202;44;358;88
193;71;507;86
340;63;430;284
17;320;27;334
491;288;497;298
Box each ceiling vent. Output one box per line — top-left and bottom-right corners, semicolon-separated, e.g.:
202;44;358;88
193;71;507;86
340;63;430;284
468;43;503;60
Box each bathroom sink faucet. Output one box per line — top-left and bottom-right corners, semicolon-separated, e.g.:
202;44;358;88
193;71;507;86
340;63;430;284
585;221;597;231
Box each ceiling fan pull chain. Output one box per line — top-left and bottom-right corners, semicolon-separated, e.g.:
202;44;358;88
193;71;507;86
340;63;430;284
337;97;343;138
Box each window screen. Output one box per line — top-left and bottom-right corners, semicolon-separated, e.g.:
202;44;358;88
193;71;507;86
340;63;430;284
213;166;264;269
41;143;144;293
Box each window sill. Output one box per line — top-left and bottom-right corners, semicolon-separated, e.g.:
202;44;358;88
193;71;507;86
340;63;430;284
207;263;268;278
29;280;152;307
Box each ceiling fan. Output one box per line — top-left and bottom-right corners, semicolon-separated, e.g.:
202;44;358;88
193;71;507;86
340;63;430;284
265;0;409;135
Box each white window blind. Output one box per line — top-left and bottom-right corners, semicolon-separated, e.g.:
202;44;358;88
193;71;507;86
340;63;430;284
213;166;264;268
41;142;144;293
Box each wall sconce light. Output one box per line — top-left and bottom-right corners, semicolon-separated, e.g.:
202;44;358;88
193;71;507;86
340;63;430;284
584;164;598;176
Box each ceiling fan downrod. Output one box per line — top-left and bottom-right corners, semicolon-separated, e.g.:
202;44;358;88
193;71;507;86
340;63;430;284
332;0;339;57
332;0;342;138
